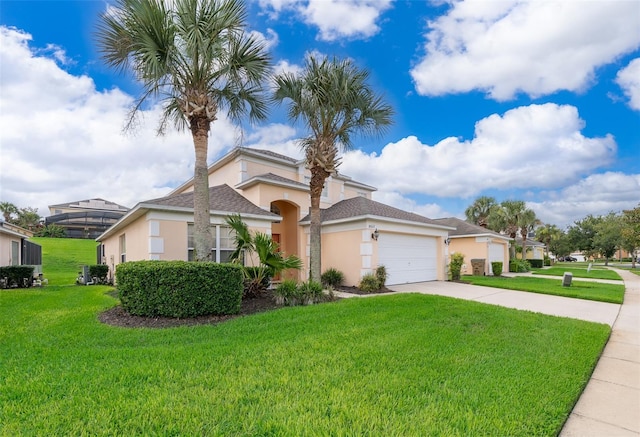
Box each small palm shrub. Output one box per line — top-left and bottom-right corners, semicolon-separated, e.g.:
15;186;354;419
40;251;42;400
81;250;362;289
449;253;465;281
359;273;381;293
509;259;531;273
321;268;344;289
544;256;551;266
491;262;503;277
375;265;387;288
273;279;325;306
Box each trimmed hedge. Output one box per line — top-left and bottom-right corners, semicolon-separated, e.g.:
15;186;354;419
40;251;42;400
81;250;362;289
491;261;503;277
0;266;35;288
115;261;243;318
89;265;110;283
529;259;544;268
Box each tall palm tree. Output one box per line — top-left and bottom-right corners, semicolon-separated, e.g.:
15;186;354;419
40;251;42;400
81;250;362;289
464;196;497;228
518;208;540;260
272;56;393;281
97;0;270;261
490;200;528;259
536;223;562;259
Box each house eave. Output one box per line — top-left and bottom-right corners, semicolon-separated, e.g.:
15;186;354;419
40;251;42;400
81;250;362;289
235;176;309;192
300;214;456;231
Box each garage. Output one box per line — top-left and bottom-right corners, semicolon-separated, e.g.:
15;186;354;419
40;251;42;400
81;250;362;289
378;233;438;285
488;242;507;275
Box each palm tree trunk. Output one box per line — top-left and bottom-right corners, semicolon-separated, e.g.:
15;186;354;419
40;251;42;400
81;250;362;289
191;118;213;262
309;165;329;281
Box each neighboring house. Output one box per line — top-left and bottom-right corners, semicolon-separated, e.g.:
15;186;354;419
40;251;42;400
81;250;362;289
97;147;454;286
515;237;546;261
0;220;42;274
47;198;129;239
433;217;510;276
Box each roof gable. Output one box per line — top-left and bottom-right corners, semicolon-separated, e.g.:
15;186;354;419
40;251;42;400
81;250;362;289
302;196;447;226
433;217;508;238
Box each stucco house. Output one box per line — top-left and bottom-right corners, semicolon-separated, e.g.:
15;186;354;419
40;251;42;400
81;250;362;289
97;147;454;286
515;237;546;262
433;217;510;276
0;220;42;274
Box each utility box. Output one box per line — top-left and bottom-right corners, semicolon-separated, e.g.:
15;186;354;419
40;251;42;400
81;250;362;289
471;259;486;276
562;272;573;287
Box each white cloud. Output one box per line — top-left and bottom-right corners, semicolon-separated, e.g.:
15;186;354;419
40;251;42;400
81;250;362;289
616;58;640;111
0;26;239;216
258;0;393;41
528;172;640;228
372;191;455;219
249;28;279;51
411;0;640;100
340;103;616;197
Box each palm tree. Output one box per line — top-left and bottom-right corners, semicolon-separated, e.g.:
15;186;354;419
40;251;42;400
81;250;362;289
97;0;270;261
490;200;528;259
226;214;302;295
518;208;540;260
464;196;497;228
272;56;393;281
0;202;18;223
536;223;562;259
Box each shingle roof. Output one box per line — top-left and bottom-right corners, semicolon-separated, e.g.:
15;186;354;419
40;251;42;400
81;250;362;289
237;173;309;190
144;184;278;218
433;217;507;237
246;148;299;163
301;196;444;225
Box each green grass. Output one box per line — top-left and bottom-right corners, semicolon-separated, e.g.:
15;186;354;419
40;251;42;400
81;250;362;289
464;275;624;304
533;266;622;281
32;237;98;286
0;238;612;435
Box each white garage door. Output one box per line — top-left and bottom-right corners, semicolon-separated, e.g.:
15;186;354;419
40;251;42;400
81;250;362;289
378;233;437;285
488;243;506;274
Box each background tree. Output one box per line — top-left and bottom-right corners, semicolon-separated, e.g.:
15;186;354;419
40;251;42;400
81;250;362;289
568;215;602;259
97;0;270;261
0;201;18;223
464;196;497;228
621;204;640;268
14;207;42;231
273;56;393;281
593;212;622;265
548;231;572;260
536;223;562;259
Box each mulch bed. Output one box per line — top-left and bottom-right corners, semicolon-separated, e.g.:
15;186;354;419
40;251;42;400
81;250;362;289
99;285;394;329
99;291;282;329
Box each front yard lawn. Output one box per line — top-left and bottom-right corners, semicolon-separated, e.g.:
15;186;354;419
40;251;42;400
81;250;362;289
533;267;622;281
464;275;624;304
1;286;609;436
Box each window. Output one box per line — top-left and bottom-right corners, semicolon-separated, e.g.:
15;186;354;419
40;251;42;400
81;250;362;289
187;224;236;263
11;241;19;265
119;234;126;263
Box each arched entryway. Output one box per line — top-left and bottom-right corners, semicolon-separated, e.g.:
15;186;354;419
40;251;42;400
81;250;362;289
270;200;301;280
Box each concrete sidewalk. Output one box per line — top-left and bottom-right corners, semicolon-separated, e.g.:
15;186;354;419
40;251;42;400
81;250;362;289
561;268;640;436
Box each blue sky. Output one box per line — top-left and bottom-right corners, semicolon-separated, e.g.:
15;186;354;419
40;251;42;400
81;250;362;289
1;0;638;228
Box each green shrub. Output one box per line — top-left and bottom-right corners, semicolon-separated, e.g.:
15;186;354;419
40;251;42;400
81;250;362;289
243;266;272;298
544;257;551;266
491;262;503;277
273;279;325;306
509;259;531;273
321;268;344;288
89;265;110;284
115;261;243;318
449;253;465;281
297;280;324;304
528;259;544;268
375;265;387;288
273;279;298;305
359;273;381;293
0;266;35;288
35;224;66;238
